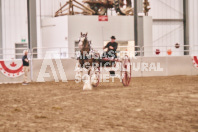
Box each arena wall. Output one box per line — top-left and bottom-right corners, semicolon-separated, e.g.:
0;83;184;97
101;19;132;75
42;16;136;58
41;16;153;58
31;59;77;82
0;56;198;84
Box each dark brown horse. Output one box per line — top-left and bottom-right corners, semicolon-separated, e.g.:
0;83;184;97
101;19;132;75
78;32;100;88
77;32;131;88
78;33;100;70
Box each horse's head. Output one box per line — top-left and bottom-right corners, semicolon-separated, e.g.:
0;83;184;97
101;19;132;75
78;32;90;53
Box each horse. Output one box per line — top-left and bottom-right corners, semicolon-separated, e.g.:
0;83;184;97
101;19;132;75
77;32;100;90
77;32;132;88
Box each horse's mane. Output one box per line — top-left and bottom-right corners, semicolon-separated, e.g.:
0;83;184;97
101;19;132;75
83;37;88;46
82;37;90;51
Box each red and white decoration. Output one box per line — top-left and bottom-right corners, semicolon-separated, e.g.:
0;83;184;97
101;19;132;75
98;16;108;21
0;60;24;78
192;56;198;69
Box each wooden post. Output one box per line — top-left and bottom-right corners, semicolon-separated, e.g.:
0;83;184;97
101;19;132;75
74;0;95;14
71;0;74;15
60;3;62;14
55;2;68;16
73;4;92;14
55;0;95;16
69;0;71;15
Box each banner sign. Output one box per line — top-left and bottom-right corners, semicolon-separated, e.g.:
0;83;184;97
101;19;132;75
192;56;198;69
0;60;24;78
98;16;108;21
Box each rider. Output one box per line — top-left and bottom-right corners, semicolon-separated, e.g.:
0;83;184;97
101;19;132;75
103;36;118;76
103;36;118;59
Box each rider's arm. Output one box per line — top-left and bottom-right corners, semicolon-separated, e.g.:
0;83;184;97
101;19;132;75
114;43;118;50
110;43;118;50
103;43;109;49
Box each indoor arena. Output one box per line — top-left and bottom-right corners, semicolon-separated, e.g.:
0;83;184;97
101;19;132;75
0;0;198;132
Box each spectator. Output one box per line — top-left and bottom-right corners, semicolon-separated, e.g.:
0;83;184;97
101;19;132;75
22;50;29;85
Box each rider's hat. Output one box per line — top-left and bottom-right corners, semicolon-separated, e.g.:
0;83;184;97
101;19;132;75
111;36;116;39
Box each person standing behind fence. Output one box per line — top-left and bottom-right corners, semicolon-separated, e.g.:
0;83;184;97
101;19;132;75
22;50;29;85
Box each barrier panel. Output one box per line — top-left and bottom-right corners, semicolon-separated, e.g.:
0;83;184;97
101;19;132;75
0;59;31;84
32;59;78;82
0;56;198;84
140;56;167;77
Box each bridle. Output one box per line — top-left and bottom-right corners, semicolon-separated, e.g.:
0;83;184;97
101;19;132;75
78;33;99;60
78;35;91;51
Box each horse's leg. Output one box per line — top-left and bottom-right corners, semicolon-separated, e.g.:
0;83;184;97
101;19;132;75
88;60;92;83
83;68;92;90
86;60;92;83
77;60;83;82
82;60;92;90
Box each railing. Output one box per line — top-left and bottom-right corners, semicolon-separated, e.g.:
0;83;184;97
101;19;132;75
0;45;198;60
190;45;198;56
31;46;141;59
142;45;192;57
32;47;69;59
0;48;29;60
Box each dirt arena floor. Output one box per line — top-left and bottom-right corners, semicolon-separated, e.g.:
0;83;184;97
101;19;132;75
0;76;198;132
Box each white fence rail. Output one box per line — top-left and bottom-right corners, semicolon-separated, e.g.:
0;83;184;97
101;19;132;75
0;45;198;60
